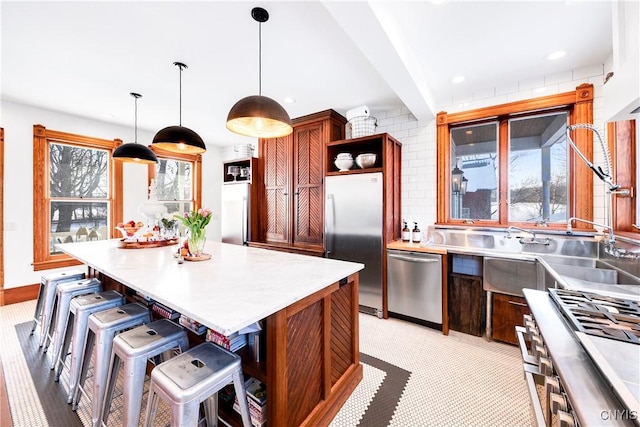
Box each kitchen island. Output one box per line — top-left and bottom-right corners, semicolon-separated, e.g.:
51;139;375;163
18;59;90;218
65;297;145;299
58;239;364;427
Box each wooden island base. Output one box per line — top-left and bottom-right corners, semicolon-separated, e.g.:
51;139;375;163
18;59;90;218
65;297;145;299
96;269;362;427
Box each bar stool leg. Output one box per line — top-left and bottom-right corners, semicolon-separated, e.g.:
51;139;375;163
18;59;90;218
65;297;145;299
232;370;252;427
143;385;160;427
54;310;75;381
202;394;219;427
90;328;115;427
72;328;96;409
174;401;200;427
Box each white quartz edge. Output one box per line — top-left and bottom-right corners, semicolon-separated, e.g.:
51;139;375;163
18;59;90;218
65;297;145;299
57;240;363;336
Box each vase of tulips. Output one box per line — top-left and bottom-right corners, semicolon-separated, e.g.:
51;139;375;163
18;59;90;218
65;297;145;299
174;208;212;257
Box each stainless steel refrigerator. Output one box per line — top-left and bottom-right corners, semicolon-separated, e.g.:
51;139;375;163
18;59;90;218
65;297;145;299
325;172;383;317
221;182;252;245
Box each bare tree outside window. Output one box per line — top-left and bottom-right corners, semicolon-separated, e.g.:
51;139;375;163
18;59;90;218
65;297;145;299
49;143;109;252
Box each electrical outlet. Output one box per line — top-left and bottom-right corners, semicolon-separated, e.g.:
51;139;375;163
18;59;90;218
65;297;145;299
4;222;17;231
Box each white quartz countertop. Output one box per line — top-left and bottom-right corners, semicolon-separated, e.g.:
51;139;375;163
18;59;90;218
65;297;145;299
57;239;363;336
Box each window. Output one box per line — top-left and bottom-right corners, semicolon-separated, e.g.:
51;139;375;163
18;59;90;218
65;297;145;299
33;125;123;270
148;147;202;218
437;84;595;230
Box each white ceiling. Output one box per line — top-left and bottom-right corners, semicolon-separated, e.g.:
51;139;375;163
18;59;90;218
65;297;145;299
1;1;613;147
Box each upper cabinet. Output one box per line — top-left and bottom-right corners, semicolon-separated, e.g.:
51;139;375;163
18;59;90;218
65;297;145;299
256;110;346;254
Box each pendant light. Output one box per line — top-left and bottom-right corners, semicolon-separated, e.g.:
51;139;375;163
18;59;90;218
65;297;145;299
226;7;292;138
152;62;206;154
113;93;158;164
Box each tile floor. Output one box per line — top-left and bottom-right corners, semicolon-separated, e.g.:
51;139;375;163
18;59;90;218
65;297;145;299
1;299;533;426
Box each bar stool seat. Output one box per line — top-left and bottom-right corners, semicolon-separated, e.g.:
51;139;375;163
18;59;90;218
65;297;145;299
72;303;150;427
144;341;252;427
31;270;85;347
102;319;189;427
53;290;124;389
44;278;103;362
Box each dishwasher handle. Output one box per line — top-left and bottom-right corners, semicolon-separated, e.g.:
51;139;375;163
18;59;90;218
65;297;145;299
388;253;439;263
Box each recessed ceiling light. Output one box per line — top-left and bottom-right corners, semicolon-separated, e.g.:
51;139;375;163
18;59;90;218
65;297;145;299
547;51;566;61
283;97;296;104
452;76;465;84
101;113;114;119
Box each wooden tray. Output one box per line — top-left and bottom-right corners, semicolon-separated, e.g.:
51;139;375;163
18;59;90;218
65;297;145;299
184;253;212;261
118;237;179;249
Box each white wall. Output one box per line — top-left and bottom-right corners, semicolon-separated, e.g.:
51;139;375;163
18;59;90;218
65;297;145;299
1;100;222;289
372;63;611;232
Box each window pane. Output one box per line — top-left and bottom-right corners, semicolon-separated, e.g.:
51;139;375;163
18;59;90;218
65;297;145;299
49;143;109;198
155;159;192;207
508;112;568;223
450;123;498;220
50;200;109;254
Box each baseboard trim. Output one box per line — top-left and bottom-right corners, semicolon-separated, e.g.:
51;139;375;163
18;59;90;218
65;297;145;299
1;284;39;306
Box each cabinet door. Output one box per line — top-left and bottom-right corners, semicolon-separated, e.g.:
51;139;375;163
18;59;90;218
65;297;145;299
491;293;530;344
292;123;324;247
262;136;290;244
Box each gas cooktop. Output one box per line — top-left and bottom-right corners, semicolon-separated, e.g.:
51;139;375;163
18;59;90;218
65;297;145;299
549;288;640;344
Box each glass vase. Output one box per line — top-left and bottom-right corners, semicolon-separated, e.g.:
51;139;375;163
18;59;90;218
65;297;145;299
161;222;179;239
187;227;207;257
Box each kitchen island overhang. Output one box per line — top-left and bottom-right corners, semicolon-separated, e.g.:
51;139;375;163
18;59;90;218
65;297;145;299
58;239;364;427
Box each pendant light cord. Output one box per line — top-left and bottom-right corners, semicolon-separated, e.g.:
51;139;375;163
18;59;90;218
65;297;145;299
258;20;262;96
173;61;188;126
131;92;142;144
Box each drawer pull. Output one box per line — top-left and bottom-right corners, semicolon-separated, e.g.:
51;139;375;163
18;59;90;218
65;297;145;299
523;369;547;427
515;326;538;365
508;300;528;307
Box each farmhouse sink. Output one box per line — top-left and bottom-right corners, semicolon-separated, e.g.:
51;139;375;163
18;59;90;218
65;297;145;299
483;257;541;297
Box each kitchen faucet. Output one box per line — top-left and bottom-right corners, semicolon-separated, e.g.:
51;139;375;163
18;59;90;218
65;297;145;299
505;226;551;246
566;217;613;242
505;226;535;239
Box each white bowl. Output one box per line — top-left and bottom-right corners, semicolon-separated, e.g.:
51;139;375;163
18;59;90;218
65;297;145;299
336;152;353;159
334;158;354;171
355;153;377;168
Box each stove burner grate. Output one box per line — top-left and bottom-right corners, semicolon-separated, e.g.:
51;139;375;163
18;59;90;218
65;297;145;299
550;289;640;344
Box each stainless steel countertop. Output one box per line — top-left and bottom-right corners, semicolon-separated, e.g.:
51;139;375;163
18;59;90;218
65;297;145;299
523;289;638;426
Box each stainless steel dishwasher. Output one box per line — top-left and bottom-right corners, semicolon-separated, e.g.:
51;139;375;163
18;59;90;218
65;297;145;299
387;249;442;325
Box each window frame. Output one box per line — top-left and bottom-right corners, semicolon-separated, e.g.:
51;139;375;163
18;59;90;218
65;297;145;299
437;84;595;231
33;125;123;270
147;146;203;215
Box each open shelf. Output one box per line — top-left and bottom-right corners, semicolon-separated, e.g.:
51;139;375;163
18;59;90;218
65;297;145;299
223;157;257;183
326;134;388;174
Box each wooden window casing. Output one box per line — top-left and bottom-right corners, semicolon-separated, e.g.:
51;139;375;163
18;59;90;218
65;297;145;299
437;84;595;231
33;125;123;270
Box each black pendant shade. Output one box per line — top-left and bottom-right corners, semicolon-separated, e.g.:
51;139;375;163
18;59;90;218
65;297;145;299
113;142;158;164
226;94;293;138
152;62;206;154
113;93;158;164
152;125;206;154
226;7;292;139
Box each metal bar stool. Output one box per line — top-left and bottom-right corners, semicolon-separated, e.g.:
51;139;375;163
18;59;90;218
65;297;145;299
44;278;103;361
72;303;150;427
53;290;124;388
31;270;85;346
102;319;189;427
144;341;252;427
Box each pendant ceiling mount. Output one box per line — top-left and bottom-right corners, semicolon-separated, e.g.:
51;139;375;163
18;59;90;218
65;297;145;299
152;61;206;154
113;92;158;164
226;6;293;139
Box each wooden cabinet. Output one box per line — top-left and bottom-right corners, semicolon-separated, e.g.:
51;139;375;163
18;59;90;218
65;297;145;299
491;293;530;344
448;273;486;336
256;110;346;254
